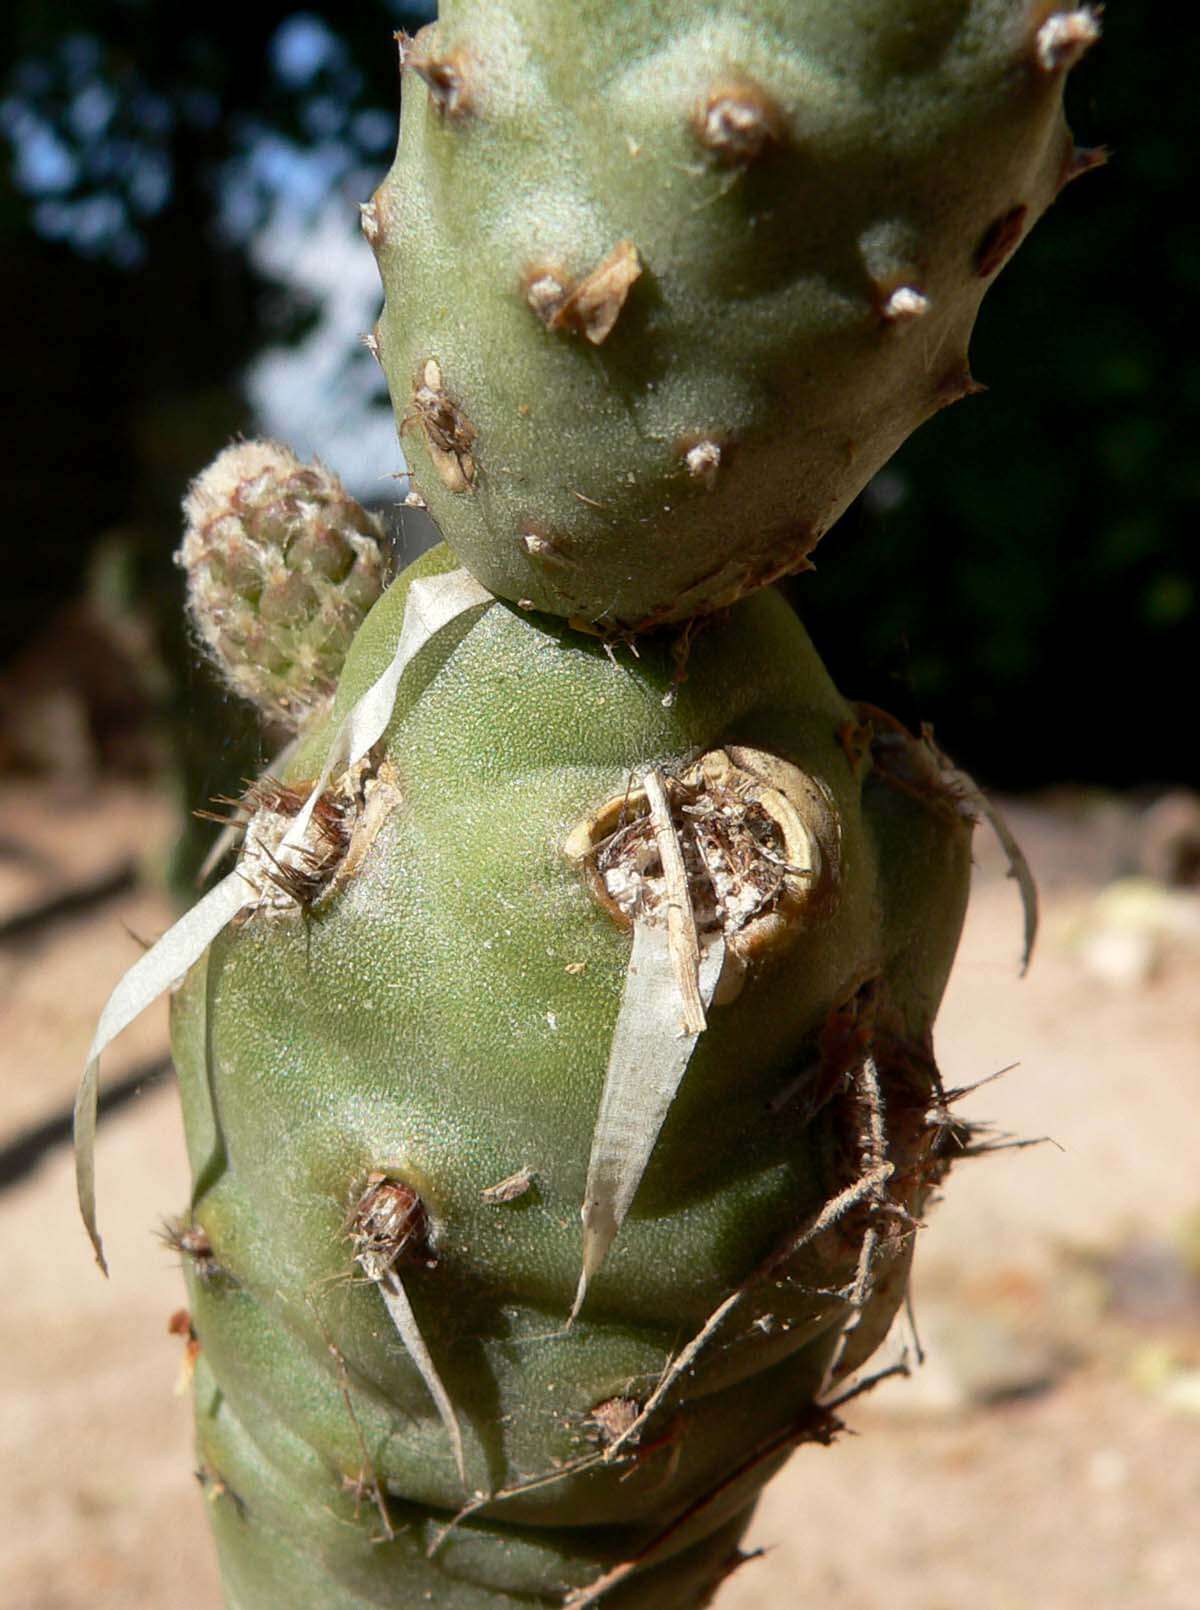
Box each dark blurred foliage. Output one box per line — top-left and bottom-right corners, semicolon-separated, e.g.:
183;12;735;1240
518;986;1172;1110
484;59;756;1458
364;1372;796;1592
0;1;431;884
0;1;1194;795
791;5;1196;788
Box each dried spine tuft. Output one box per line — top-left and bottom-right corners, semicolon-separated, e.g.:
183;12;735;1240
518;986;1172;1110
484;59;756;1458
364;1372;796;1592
881;285;931;324
525;241;642;345
684;440;723;488
348;1171;466;1488
404;359;478;492
162;1220;221;1282
693;82;786;164
565;746;840;966
400;30;475;119
359;200;381;246
1035;9;1101;73
348;1173;436;1275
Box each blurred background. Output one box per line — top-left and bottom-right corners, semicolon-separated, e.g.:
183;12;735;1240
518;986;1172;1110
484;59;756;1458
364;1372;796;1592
1;5;1197;1609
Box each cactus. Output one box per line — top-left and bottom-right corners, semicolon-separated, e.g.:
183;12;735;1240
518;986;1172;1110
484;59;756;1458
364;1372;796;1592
77;2;1097;1606
370;0;1100;628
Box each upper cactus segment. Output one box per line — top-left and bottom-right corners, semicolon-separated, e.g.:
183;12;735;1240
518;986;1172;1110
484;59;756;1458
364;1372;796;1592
178;441;391;728
368;1;1099;630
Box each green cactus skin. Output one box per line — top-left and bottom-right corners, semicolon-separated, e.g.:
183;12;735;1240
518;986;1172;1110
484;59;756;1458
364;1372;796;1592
178;441;392;728
369;1;1098;628
169;545;974;1606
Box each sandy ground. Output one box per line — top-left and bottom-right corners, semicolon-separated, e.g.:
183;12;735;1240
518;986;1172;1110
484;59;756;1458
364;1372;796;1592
1;781;1197;1610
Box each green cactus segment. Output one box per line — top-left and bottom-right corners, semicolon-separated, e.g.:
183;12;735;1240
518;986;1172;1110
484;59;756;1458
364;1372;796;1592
164;545;973;1603
178;441;391;727
370;2;1097;627
74;564;491;1275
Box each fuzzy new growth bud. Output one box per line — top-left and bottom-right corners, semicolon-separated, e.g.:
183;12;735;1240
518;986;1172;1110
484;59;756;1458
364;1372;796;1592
177;441;389;728
1036;9;1101;73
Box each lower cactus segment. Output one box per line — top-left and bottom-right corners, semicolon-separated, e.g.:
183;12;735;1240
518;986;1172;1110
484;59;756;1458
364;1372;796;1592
163;546;975;1604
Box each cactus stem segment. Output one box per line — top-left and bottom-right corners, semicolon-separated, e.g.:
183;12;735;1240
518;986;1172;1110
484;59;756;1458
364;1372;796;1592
1036;8;1101;73
602;1157;894;1465
76;571;492;1275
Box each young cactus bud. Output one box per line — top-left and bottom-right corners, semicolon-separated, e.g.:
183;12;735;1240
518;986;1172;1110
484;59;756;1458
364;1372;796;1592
177;441;391;728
